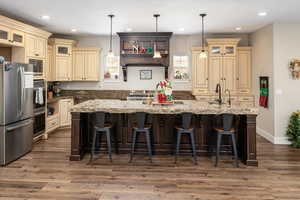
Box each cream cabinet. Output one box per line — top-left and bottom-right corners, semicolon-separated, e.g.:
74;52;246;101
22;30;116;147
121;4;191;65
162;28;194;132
59;99;74;127
192;38;253;100
0;25;25;47
45;45;53;81
207;38;240;94
26;34;46;58
208;56;236;92
237;47;252;94
73;48;100;81
48;38;76;81
192;48;209;95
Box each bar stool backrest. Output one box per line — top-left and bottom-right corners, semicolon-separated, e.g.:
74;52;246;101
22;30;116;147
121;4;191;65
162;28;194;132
136;112;146;129
182;112;193;130
95;112;105;128
222;114;234;131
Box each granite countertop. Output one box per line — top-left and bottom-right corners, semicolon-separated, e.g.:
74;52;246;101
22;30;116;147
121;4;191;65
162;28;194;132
70;99;259;115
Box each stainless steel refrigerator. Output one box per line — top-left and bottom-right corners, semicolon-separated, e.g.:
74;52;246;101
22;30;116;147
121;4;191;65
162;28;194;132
0;62;34;166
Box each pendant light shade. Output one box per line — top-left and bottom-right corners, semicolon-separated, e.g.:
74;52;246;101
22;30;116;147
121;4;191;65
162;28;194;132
199;13;207;59
107;14;115;58
153;14;162;59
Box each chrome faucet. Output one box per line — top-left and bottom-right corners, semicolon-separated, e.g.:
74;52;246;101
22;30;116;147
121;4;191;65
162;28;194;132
215;83;222;105
225;89;231;106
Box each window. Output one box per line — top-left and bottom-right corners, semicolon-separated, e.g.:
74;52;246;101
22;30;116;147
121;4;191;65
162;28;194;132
104;56;120;81
173;56;189;81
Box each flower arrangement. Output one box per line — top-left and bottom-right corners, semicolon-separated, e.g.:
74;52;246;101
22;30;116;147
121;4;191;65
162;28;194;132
286;110;300;148
156;80;173;103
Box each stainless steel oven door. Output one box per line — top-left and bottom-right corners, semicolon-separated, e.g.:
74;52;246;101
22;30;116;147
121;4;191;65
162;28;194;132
33;108;45;138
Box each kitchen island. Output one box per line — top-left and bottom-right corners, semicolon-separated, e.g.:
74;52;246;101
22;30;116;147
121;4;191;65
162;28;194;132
70;100;259;166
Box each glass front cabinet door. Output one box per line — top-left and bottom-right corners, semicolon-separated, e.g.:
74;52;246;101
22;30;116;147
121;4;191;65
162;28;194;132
224;45;236;56
0;25;10;44
209;45;222;56
11;30;25;47
56;45;72;56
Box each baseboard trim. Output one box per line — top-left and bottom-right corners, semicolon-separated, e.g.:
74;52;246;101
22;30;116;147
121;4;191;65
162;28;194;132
257;127;274;143
257;127;291;145
274;137;291;145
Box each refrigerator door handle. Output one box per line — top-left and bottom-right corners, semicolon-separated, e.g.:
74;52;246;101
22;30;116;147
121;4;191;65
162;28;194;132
6;119;33;131
17;67;22;117
20;66;25;116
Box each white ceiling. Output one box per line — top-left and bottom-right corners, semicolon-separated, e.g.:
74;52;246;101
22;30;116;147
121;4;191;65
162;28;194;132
0;0;300;35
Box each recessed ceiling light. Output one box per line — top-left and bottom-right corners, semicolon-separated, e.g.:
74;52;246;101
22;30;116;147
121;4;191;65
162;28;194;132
126;28;132;32
41;15;50;20
179;28;185;31
71;29;77;32
235;27;242;31
258;12;267;16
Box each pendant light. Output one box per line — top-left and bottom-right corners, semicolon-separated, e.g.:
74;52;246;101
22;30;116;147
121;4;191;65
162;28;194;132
199;13;207;58
107;14;115;58
153;14;162;59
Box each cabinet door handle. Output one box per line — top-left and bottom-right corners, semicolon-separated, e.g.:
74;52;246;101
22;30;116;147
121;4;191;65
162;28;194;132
237;78;239;80
35;53;39;56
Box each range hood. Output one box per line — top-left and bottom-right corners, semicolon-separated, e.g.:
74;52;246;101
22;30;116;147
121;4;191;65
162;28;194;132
117;32;172;81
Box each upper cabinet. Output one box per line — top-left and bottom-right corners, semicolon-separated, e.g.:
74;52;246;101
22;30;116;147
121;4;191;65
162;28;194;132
237;47;252;94
192;48;209;95
0;15;51;80
72;48;100;81
48;38;76;81
192;38;253;96
0;25;25;47
26;34;46;58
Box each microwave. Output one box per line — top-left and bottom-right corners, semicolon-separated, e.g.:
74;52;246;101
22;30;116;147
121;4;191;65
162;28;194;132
29;58;44;76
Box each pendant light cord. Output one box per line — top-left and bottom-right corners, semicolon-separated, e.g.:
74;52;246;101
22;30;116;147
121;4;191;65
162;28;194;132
200;13;207;52
202;15;204;50
108;14;114;53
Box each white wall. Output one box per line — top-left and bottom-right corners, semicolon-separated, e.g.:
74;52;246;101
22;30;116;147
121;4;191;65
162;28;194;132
251;24;275;141
59;33;250;91
273;23;300;144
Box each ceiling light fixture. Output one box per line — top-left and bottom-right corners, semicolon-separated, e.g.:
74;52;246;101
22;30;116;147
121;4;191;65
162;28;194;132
258;12;267;16
199;13;207;59
107;14;115;58
126;28;132;32
153;14;162;59
179;28;185;31
71;28;77;32
235;27;242;31
41;15;50;20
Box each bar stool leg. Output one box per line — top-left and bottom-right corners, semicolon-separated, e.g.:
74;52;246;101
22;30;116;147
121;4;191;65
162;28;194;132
106;130;112;162
190;132;198;165
175;132;182;164
215;134;222;167
129;130;137;163
145;130;153;163
231;134;239;168
89;130;97;164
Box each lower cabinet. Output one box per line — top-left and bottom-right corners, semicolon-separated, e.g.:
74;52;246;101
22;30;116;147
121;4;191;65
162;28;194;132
59;99;74;127
46;98;74;134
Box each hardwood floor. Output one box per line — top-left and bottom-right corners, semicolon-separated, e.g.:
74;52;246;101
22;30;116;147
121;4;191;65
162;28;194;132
1;129;300;200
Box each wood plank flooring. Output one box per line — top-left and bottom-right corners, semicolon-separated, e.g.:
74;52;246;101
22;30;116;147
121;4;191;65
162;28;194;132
1;129;300;200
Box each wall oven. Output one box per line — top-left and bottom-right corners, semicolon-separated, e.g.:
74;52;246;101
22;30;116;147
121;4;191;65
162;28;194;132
29;58;44;77
33;80;46;138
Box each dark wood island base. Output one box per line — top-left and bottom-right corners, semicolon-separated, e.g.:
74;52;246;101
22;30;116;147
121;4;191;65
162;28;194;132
70;112;258;166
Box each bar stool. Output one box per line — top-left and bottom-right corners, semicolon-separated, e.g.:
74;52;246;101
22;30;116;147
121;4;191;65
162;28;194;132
129;112;153;163
214;114;239;167
89;112;115;163
175;112;197;164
